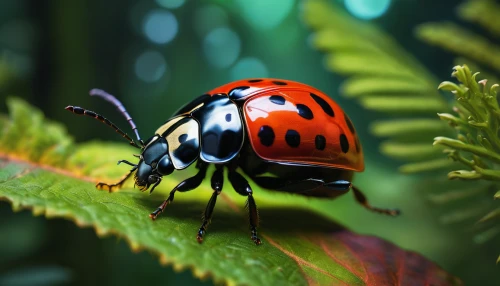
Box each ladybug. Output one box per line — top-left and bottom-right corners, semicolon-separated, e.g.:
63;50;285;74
66;79;399;245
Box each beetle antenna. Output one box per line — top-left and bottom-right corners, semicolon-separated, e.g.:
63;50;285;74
65;105;142;149
89;89;144;147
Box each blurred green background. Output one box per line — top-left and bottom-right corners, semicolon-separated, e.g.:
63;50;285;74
0;0;498;285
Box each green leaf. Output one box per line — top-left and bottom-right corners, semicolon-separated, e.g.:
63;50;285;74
0;154;463;286
0;99;463;285
0;97;74;166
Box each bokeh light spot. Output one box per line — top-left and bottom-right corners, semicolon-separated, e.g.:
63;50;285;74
134;50;167;83
344;0;391;20
156;0;185;9
235;0;295;30
230;58;269;81
203;27;240;69
143;10;178;44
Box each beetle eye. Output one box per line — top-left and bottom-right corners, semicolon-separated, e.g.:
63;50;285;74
157;155;174;176
148;175;158;184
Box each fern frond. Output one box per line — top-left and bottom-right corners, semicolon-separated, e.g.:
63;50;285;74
416;22;500;73
370;119;450;138
439;206;487;224
457;0;500;38
474;226;500;244
302;0;452;166
453;57;500;84
427;185;490;204
379;141;443;161
359;96;446;114
399;159;458;174
341;77;431;98
435;64;500;243
305;1;439;86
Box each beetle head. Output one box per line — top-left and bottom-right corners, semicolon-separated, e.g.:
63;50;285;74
134;135;175;192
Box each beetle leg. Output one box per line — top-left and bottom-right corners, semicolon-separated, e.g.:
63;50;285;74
228;170;261;245
351;185;400;216
96;166;137;193
149;163;208;220
149;176;162;194
324;180;351;191
196;165;224;243
117;160;137;167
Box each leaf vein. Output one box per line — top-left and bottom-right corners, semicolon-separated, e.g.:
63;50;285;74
319;237;365;283
264;235;347;285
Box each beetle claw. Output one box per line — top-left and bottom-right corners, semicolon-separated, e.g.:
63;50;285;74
252;237;262;245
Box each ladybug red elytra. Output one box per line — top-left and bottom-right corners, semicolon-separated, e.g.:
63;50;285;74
66;78;400;245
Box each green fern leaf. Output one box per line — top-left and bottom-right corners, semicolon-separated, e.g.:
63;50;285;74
379;141;443;161
433;64;500;245
341;77;432;98
457;0;500;38
416;22;500;73
370;119;450;139
399;159;458;174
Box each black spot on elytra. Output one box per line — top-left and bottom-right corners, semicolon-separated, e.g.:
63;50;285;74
269;95;285;105
315;135;326;150
228;86;250;99
296;104;313;120
248;79;263;83
258;126;275;147
355;137;361;152
178;134;188;144
340;134;349;153
285;130;300;148
225;113;232;122
272;81;287;86
310;93;334;117
345;113;355;133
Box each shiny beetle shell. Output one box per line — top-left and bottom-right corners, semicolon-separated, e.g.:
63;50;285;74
66;78;398;246
186;78;364;172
